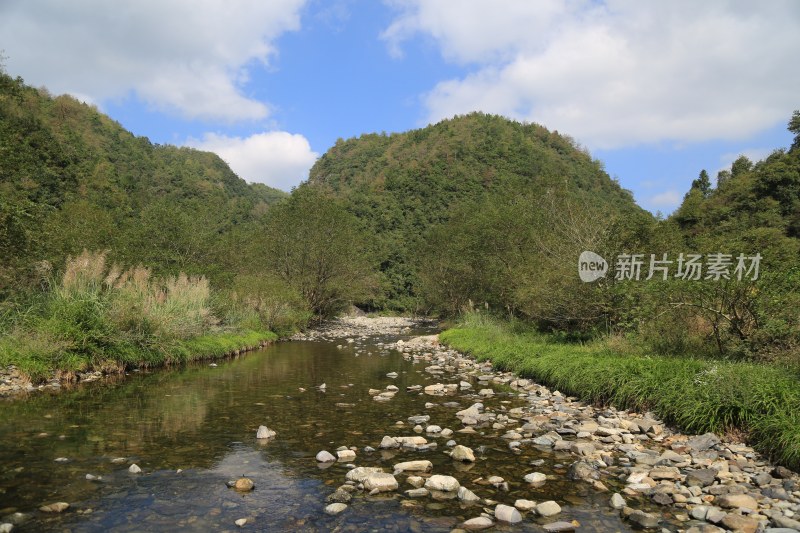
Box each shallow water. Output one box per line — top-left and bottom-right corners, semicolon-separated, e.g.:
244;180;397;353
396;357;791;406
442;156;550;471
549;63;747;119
0;330;644;531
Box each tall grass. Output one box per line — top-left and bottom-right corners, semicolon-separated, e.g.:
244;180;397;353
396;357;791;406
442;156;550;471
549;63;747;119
441;313;800;470
0;251;275;381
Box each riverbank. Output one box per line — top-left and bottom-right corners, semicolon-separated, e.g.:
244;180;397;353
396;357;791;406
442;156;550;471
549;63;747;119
439;315;800;472
0;329;276;398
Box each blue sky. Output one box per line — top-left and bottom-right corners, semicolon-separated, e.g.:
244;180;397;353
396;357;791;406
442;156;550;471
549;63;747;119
1;1;798;213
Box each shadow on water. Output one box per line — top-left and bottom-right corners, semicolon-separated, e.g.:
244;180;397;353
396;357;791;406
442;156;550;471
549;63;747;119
0;332;639;531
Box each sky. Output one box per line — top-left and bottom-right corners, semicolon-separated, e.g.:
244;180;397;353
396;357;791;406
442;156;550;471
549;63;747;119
1;1;798;214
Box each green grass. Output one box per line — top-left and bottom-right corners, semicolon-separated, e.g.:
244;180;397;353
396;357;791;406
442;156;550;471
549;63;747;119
440;314;800;470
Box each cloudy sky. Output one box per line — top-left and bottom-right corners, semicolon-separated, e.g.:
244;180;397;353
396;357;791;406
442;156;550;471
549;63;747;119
1;1;798;212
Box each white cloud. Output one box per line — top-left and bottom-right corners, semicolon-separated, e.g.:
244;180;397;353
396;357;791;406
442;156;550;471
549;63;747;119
383;1;800;149
186;132;318;191
647;190;683;210
0;0;306;122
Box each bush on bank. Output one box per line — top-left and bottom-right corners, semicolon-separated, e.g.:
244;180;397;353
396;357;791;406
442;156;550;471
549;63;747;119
440;313;800;470
0;251;277;382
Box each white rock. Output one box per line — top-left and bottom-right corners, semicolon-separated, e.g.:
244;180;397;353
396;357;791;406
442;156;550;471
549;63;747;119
495;504;522;523
128;464;142;474
345;466;384;483
364;472;398;492
336;449;356;461
425;474;460;492
524;472;547;484
451;445;476;462
610;493;626;509
458;486;481;502
256;425;276;439
324;503;347;515
536;501;562;517
235;518;247;527
393;460;432;473
514;499;537;512
462;516;493;530
316;450;336;462
0;523;12;533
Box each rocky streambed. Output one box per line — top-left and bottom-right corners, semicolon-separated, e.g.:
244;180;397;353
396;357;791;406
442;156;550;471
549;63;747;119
0;316;797;532
292;317;800;533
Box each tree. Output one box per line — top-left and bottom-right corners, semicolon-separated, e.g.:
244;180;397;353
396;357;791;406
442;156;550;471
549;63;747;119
789;110;800;151
690;169;712;197
731;155;753;178
255;186;379;318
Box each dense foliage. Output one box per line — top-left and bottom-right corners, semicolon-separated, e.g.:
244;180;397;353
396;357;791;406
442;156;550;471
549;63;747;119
308;112;641;310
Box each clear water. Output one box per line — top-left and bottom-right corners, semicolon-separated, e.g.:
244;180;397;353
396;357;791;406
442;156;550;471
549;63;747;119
0;331;647;531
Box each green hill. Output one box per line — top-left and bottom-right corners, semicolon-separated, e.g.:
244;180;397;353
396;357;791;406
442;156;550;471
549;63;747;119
307;112;643;309
0;71;287;298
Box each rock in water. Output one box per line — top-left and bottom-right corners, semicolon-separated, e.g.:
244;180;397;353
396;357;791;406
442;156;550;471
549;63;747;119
364;472;399;492
324;503;347;515
524;472;547;484
39;502;70;513
256;425;276;439
628;510;660;529
535;501;562;517
233;478;254;492
424;475;460;492
610;493;626;509
450;445;476;462
458;486;481;502
235;518;248;527
316;450;336;462
462;516;493;530
393;460;432;473
336;449;356;461
128;464;142;474
495;504;522;523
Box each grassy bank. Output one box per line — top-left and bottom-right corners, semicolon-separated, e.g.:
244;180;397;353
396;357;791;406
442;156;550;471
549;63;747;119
0;251;278;383
440;314;800;470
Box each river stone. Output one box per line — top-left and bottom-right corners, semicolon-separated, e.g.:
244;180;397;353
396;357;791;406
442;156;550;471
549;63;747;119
524;472;547;484
234;478;254;491
772;466;794;479
406;488;430;498
536;501;562;517
0;524;12;533
425;475;460;492
336;449;356;461
514;499;537;512
462;516;493;530
364;472;398;492
451;445;476;462
326;489;352;504
543;522;579;532
705;507;727;524
346;467;383;483
773;516;800;529
407;476;425;488
379;436;399;449
610;493;626;509
408;415;430;425
316;450;336;462
567;461;599;481
128;464;142;474
39;502;69;513
753;472;773;487
686;432;721;451
458;486;481;502
686;468;717;487
650;466;682;480
495;504;522;523
720;513;760;533
235;518;247;527
393;460;432;473
396;436;428;446
325;503;347;515
717;493;758;510
627;510;660;529
256;425;276;439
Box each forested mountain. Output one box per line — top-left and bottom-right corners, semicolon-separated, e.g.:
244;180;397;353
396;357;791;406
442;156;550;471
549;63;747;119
0;72;287;298
307;112;644;309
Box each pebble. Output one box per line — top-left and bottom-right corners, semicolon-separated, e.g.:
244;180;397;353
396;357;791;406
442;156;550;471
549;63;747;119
39;502;69;513
233;478;254;492
256;425;276;439
462;516;493;530
425;475;460;492
450;445;476;462
128;464;142;474
524;472;547;484
235;518;247;527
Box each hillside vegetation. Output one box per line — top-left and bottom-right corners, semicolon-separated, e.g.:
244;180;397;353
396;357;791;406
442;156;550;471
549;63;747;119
308;112;644;310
